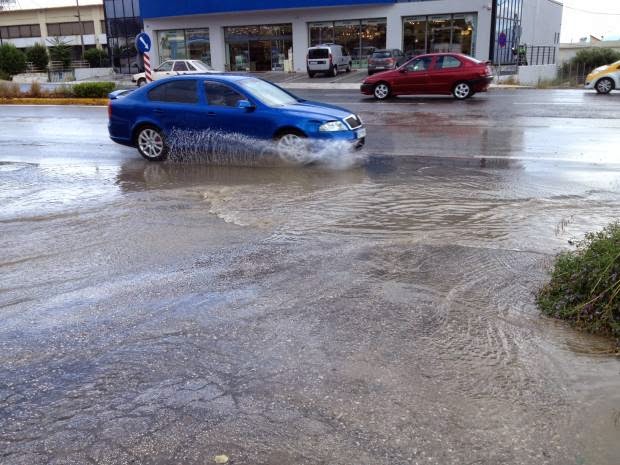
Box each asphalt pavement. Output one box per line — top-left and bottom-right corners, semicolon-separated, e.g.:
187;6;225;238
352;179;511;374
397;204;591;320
1;88;620;465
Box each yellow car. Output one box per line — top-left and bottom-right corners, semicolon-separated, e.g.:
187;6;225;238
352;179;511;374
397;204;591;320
585;60;620;94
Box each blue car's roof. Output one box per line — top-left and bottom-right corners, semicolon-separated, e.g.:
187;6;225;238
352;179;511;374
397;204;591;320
162;74;252;82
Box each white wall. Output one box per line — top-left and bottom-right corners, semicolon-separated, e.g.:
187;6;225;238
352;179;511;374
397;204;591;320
520;0;562;49
143;0;493;72
517;64;557;84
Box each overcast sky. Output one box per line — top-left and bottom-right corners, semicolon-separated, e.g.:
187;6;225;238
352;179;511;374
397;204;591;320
5;0;620;44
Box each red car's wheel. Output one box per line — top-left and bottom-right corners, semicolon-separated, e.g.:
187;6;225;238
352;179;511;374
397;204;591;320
373;82;391;100
453;82;472;100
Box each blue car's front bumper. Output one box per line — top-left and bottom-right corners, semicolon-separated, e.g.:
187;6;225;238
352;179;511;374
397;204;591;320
308;126;366;149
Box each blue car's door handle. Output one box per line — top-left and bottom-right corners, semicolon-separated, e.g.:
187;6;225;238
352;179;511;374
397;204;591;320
153;108;164;114
207;111;216;116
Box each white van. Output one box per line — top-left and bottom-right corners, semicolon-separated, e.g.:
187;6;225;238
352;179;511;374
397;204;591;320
307;44;352;78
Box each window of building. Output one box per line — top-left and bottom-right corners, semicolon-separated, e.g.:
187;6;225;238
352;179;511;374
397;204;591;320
100;20;106;35
148;80;198;104
223;24;292;72
103;0;143;74
0;24;40;39
158;30;187;61
403;13;477;57
186;29;211;65
46;21;95;36
308;18;387;68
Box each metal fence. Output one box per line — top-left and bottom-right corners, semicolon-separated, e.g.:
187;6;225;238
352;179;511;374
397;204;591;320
524;46;556;66
555;61;590;86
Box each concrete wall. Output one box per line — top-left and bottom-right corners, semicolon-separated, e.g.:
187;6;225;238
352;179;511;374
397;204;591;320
143;0;493;72
517;64;557;85
74;67;114;80
520;0;562;50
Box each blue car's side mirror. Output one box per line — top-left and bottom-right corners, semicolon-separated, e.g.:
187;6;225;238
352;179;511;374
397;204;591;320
237;100;255;111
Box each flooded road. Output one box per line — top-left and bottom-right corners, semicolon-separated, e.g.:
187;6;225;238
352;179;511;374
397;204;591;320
1;89;620;465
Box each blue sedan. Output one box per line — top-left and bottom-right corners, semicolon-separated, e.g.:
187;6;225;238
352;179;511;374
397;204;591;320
108;75;366;163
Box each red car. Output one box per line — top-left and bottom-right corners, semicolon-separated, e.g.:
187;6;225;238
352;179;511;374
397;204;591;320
361;53;494;100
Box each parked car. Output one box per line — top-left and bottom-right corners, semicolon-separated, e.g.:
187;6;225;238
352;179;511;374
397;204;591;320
367;49;407;75
585;60;620;94
307;44;352;78
108;75;366;163
361;53;494;100
131;60;218;87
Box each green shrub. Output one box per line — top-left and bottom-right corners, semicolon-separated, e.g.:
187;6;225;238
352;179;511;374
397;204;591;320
0;70;10;81
84;48;108;68
562;48;620;76
0;81;21;98
0;44;27;76
48;39;72;68
537;222;620;343
26;43;49;71
72;81;115;98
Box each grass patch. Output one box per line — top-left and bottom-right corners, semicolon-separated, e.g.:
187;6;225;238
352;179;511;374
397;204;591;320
73;82;115;98
537;222;620;346
0;97;107;105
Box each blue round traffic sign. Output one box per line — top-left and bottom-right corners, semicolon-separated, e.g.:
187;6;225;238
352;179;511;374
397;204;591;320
498;32;507;48
135;33;152;54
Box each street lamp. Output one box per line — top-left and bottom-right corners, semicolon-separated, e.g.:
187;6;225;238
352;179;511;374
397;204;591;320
75;0;86;60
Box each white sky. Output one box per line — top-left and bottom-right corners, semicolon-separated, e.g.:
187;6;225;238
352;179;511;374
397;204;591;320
4;0;620;44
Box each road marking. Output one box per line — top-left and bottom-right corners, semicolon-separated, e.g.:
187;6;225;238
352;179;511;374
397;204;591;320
513;102;583;105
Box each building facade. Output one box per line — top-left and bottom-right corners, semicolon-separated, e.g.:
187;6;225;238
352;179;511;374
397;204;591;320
0;1;106;60
102;0;142;74
139;0;563;72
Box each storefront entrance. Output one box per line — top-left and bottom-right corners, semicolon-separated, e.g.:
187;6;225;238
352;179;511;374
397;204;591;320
224;24;293;72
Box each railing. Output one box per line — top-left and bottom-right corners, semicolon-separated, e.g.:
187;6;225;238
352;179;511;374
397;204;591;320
522;45;557;66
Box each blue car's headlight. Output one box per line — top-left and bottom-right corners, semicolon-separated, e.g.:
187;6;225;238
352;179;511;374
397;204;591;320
319;120;348;132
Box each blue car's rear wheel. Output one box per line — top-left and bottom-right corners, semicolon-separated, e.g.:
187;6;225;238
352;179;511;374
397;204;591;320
276;131;310;164
136;126;168;162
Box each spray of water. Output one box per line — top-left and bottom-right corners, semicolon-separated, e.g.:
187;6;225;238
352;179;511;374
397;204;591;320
166;128;366;169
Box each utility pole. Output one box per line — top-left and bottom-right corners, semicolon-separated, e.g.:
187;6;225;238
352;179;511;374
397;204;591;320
75;0;85;59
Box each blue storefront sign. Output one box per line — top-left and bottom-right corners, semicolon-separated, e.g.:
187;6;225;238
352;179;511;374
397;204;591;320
141;0;395;19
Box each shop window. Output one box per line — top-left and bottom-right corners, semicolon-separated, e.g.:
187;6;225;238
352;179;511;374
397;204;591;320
403;13;477;58
186;28;211;66
158;30;187;61
309;22;333;46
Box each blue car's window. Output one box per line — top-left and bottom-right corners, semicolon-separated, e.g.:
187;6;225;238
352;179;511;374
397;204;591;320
148;80;198;104
204;82;245;107
237;78;298;107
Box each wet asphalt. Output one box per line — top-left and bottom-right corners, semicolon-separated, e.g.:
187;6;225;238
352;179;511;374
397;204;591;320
1;89;620;465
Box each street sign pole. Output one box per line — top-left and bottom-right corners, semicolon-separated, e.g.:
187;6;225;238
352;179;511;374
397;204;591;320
135;33;153;82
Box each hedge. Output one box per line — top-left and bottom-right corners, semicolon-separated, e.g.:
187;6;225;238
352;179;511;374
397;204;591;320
72;82;116;98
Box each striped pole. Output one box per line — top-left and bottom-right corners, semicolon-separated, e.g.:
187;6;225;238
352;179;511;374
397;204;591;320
144;52;152;82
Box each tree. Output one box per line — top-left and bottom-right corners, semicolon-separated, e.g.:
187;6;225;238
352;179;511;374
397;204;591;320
570;48;620;71
46;37;72;68
84;48;108;68
0;43;27;76
26;43;49;71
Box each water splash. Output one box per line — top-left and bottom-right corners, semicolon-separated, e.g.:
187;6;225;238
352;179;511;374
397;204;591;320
166;128;366;169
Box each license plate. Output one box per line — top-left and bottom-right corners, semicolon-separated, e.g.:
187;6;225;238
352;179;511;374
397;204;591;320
311;60;326;65
356;128;366;139
375;66;384;70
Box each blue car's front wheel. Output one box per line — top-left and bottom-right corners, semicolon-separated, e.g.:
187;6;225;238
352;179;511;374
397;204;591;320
136;125;168;162
276;131;310;164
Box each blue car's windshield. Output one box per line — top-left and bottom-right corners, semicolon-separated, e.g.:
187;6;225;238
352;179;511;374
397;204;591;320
238;78;299;107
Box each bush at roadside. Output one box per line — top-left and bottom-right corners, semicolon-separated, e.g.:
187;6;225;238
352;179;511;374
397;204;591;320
0;44;27;76
72;82;115;98
26;43;49;71
537;222;620;344
84;48;108;68
0;81;21;98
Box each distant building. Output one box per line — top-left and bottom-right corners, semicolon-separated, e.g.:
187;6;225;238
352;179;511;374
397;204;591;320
560;37;620;64
0;0;106;60
102;0;142;74
139;0;563;72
